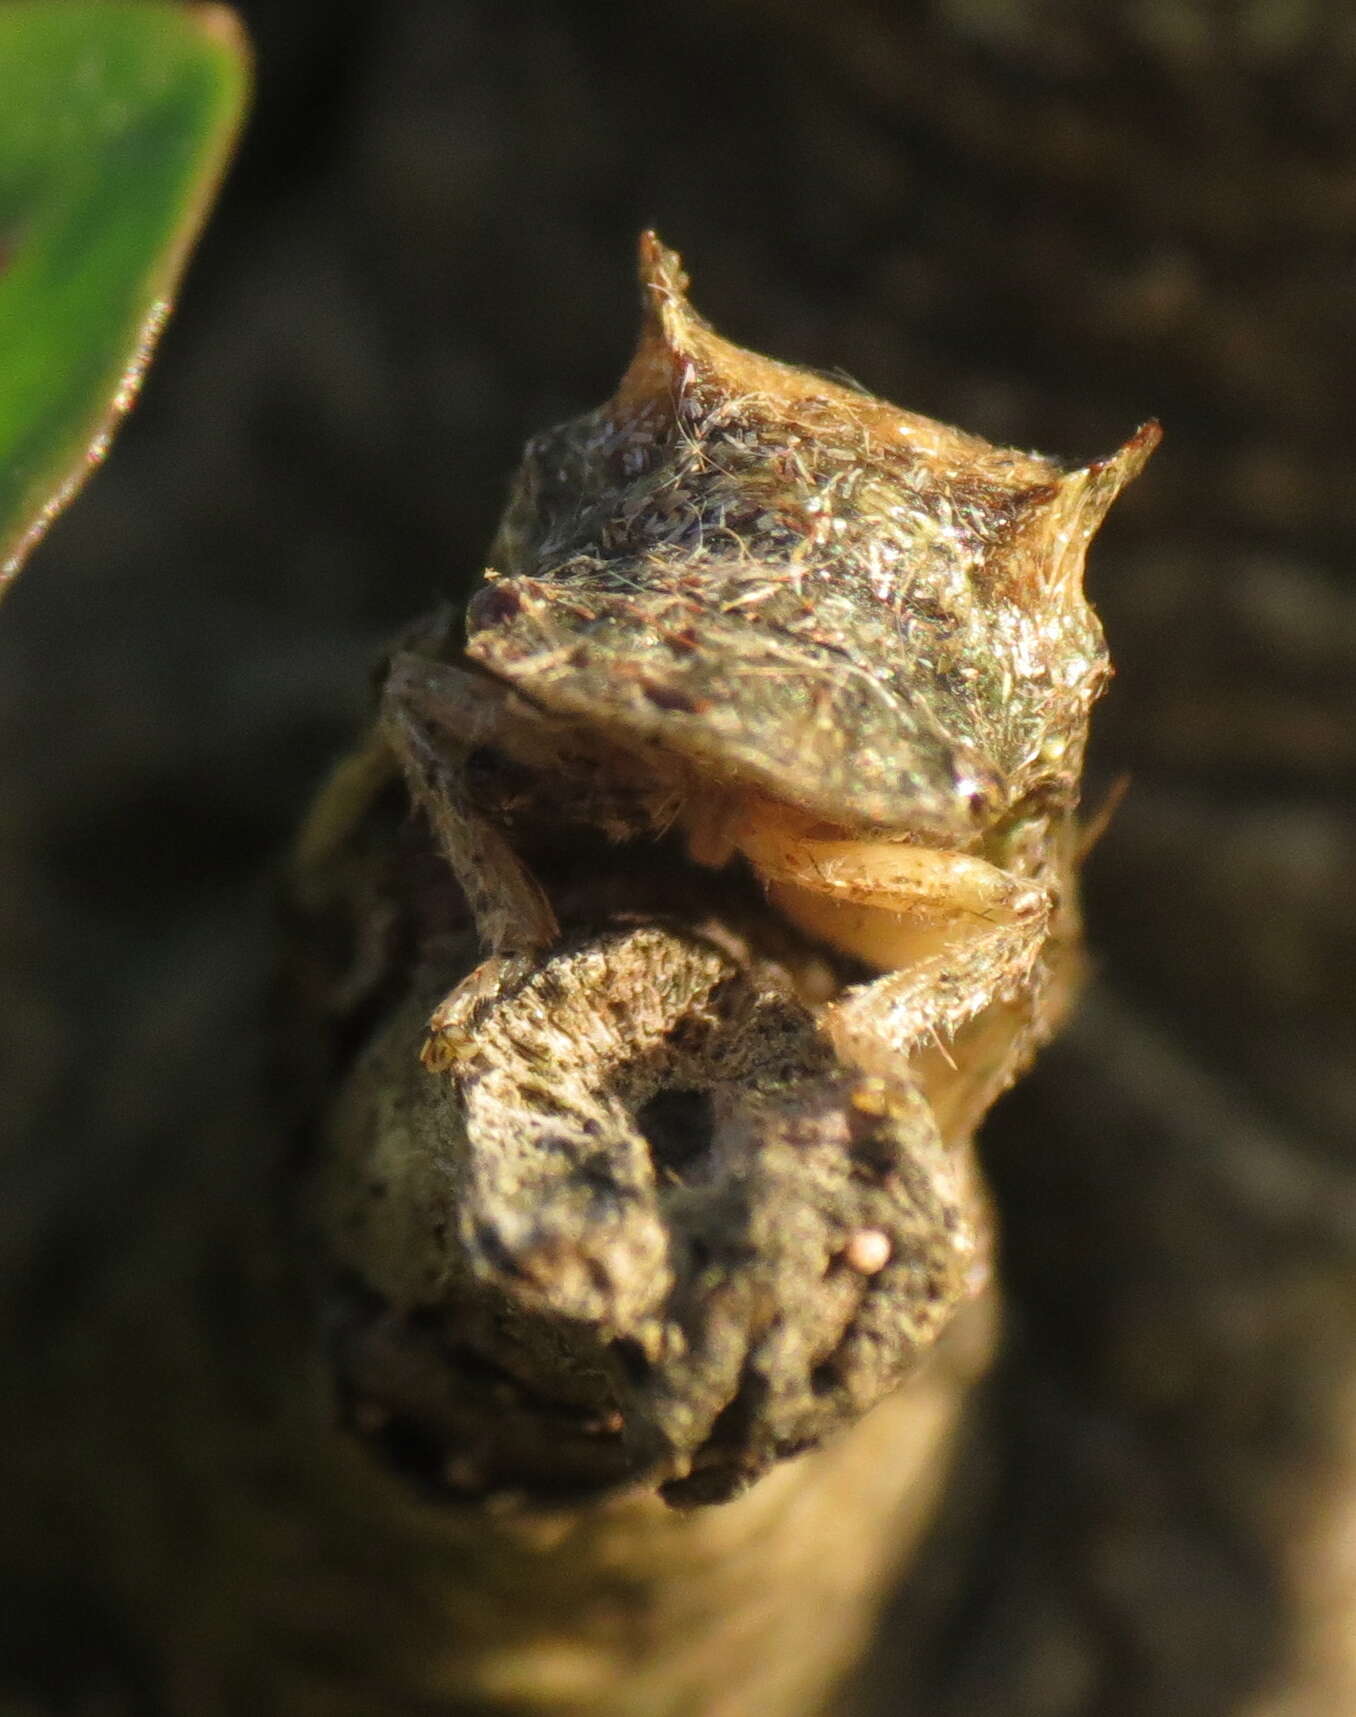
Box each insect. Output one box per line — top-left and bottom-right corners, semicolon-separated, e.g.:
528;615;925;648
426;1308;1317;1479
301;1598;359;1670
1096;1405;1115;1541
382;233;1157;1112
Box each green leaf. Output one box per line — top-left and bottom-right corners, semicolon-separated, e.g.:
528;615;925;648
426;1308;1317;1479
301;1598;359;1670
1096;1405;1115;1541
0;1;249;594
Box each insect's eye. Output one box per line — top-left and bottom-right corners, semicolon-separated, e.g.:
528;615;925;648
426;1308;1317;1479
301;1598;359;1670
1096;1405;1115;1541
466;583;523;631
953;772;1003;825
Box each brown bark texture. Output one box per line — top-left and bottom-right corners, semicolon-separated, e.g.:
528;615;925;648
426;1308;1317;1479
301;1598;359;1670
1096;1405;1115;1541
2;4;1354;1715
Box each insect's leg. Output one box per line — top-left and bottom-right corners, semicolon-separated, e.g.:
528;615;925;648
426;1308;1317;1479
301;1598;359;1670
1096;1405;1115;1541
381;654;560;1065
733;812;1052;1080
734;812;1047;967
824;910;1049;1082
382;653;560;956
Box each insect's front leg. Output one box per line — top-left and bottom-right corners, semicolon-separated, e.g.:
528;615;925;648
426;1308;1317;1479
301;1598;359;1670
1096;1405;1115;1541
381;654;560;1066
733;811;1053;1086
825;910;1050;1093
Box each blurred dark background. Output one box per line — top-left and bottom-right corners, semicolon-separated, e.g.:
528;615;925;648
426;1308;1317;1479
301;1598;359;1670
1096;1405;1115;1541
2;3;1354;1713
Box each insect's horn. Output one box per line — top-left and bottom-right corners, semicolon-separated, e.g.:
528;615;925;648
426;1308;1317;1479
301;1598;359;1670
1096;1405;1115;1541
1039;420;1162;596
636;229;693;327
608;232;717;421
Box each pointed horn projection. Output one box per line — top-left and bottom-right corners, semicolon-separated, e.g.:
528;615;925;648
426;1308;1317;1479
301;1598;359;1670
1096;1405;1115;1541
637;229;693;328
1042;419;1162;595
610;231;710;420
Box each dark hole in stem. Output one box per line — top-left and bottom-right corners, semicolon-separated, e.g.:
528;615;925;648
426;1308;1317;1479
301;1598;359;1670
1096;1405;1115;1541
612;1337;651;1385
636;1086;715;1181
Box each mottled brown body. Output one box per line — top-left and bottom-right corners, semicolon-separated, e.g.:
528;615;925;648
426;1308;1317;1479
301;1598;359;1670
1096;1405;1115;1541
475;236;1150;843
386;235;1154;1095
